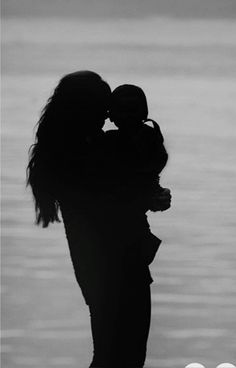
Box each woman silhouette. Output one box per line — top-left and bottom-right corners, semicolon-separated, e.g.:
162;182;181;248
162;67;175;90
27;70;171;367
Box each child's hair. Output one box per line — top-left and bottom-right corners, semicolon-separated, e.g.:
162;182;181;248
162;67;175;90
109;84;148;127
27;70;111;227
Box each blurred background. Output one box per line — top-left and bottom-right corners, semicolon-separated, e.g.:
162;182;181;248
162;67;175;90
2;1;236;367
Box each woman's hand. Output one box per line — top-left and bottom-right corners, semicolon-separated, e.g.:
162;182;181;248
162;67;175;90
149;188;172;212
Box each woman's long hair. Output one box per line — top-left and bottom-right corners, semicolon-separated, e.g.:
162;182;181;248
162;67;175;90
27;71;111;227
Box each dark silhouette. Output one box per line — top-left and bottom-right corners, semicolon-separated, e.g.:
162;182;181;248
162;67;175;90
27;71;171;367
107;84;170;264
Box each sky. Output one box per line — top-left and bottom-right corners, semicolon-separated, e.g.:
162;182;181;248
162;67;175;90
2;0;236;19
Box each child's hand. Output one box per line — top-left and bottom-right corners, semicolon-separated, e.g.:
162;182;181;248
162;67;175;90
149;188;172;212
159;188;172;211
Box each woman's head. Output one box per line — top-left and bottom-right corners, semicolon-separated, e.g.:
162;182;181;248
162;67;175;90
109;84;148;129
39;71;111;140
27;70;111;227
55;71;111;121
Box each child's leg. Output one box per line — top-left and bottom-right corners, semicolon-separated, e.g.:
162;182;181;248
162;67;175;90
128;212;162;265
138;232;162;265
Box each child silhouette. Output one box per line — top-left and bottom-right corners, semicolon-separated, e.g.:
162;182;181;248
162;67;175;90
107;84;171;264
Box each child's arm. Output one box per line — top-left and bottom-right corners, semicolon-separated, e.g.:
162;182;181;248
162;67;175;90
131;121;170;211
145;120;168;174
132;121;168;176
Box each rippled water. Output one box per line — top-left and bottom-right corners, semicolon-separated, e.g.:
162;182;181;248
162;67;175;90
2;17;236;368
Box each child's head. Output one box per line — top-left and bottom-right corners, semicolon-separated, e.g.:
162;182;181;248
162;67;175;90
109;84;148;129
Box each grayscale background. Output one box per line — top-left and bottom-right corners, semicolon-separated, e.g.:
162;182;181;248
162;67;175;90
2;1;236;367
